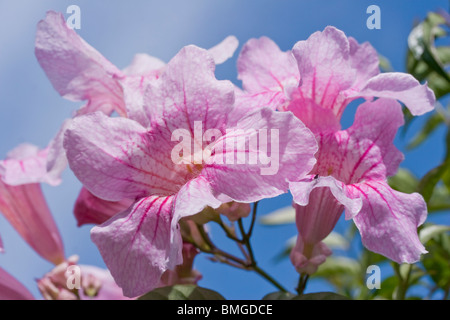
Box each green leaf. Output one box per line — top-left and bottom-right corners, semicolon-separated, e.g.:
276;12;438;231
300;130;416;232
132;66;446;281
418;163;448;203
388;168;419;193
293;292;350;300
322;232;350;250
421;232;450;291
406;112;445;150
378;54;393;72
428;185;450;212
314;256;361;278
259;206;295;225
374;275;399;300
419;224;450;243
138;285;226;300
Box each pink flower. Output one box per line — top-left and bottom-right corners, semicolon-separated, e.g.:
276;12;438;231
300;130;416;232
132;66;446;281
0;143;65;264
35;11;239;118
0;266;34;300
63;45;318;297
236;26;435;270
37;255;131;300
237;27;435;133
289;99;428;270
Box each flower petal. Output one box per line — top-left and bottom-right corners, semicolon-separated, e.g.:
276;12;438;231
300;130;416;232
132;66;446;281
91;195;182;297
346;98;405;178
0;266;34;300
290;175;362;221
35;11;125;116
78;265;131;300
310;99;404;185
74;187;133;226
237;37;298;110
205;107;318;202
144;45;235;134
354;72;435;116
347;37;380;92
0;144;50;186
0;181;65;264
284;96;341;134
292;26;354;117
64;112;185;201
349;181;427;263
208;35;239;65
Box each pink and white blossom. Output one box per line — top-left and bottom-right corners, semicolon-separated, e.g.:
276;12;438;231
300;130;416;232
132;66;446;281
64;45;318;297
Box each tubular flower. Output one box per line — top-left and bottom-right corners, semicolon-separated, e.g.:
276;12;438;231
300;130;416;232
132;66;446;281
236;26;435;272
289;99;428;271
64;45;318;297
0;143;65;264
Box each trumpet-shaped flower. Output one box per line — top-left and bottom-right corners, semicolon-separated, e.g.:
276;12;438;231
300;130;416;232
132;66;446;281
64;45;318;297
0;143;65;264
289;99;428;271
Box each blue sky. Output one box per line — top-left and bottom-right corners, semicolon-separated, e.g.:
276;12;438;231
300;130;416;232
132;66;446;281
0;0;448;299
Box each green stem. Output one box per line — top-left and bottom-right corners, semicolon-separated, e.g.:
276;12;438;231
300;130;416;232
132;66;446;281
296;273;309;295
194;203;288;292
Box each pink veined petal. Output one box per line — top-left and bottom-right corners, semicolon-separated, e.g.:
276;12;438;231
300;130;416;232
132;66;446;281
354;72;436;116
172;175;222;236
237;36;299;110
290;175;362;221
64;112;187;201
35;11;126;116
346;98;405;178
225;86;265;127
0;144;49;186
284;94;341;135
78;265;131;300
204;107;318;202
0;266;34;300
292;26;355;116
144;45;235;134
121;76;155;128
208;35;239;65
349;180;427;264
347;37;380;92
74;187;134;226
309;99;404;187
0;181;65;265
91;195;182;298
0;140;66;187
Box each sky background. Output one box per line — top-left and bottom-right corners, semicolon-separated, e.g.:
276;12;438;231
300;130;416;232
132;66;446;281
0;0;448;300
